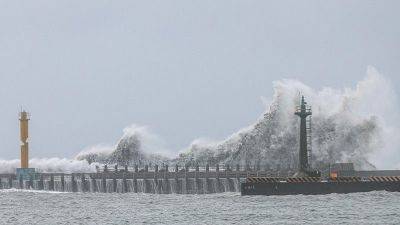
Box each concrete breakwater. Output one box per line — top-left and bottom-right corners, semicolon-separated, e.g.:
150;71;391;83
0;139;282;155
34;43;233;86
0;165;294;194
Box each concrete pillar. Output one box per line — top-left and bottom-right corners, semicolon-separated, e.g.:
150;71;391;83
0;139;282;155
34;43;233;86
91;177;97;192
175;177;180;194
236;170;240;191
29;174;34;189
113;178;117;192
154;178;160;194
8;176;13;189
145;165;149;172
133;173;137;193
215;173;221;193
216;172;220;193
153;165;158;193
71;175;77;192
195;165;200;194
102;175;107;193
184;165;189;194
61;174;65;192
216;164;219;172
39;175;44;190
165;165;169;172
50;175;54;191
184;177;189;194
123;174;128;193
204;177;209;194
81;175;86;192
195;177;200;194
206;164;209;172
163;175;170;194
19;176;23;189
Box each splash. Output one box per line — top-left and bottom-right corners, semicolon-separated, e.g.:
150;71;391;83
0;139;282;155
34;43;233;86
76;124;171;165
0;158;98;173
178;67;400;170
76;66;399;170
75;144;115;164
3;66;396;172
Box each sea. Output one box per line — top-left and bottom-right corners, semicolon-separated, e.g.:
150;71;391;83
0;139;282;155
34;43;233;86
1;190;399;225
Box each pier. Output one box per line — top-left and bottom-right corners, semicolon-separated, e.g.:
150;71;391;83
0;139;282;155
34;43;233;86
0;164;295;194
2;164;399;194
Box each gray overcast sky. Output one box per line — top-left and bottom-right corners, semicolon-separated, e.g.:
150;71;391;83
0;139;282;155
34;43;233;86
0;1;399;159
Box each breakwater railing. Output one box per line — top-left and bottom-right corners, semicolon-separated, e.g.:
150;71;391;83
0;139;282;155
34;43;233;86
0;164;296;194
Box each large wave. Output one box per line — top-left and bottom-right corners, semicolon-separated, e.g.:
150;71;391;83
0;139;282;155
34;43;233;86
1;66;398;172
76;67;399;170
177;67;399;170
75;125;171;166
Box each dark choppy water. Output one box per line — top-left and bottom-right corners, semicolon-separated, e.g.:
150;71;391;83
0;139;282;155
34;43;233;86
1;190;399;225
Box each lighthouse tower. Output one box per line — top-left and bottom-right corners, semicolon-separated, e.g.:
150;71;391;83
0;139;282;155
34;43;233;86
20;111;30;168
16;110;36;179
294;96;316;177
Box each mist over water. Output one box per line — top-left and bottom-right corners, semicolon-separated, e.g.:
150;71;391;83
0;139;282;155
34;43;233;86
1;67;399;172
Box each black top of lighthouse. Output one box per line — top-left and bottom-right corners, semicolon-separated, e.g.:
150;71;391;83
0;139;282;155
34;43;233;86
295;96;312;118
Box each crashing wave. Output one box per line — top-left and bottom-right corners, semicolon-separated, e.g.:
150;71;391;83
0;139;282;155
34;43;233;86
1;67;396;172
75;67;399;170
177;70;388;170
76;125;170;166
177;99;379;170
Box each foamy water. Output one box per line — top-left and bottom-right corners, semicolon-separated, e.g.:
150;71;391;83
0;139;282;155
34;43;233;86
1;190;399;225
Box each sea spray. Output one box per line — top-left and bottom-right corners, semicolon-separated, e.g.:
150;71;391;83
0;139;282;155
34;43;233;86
0;158;98;173
75;144;115;164
75;67;399;170
178;67;399;170
1;67;398;171
76;124;171;165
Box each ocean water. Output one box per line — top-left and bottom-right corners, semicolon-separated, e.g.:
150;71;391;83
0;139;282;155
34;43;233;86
0;190;399;225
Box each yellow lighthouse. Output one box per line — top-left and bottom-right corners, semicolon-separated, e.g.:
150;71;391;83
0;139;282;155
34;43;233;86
16;110;36;180
20;111;30;168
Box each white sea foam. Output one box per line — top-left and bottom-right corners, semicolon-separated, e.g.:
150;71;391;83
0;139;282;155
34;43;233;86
1;66;398;171
178;66;400;169
75;144;115;160
76;66;400;170
75;124;174;165
0;158;98;173
121;124;174;158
